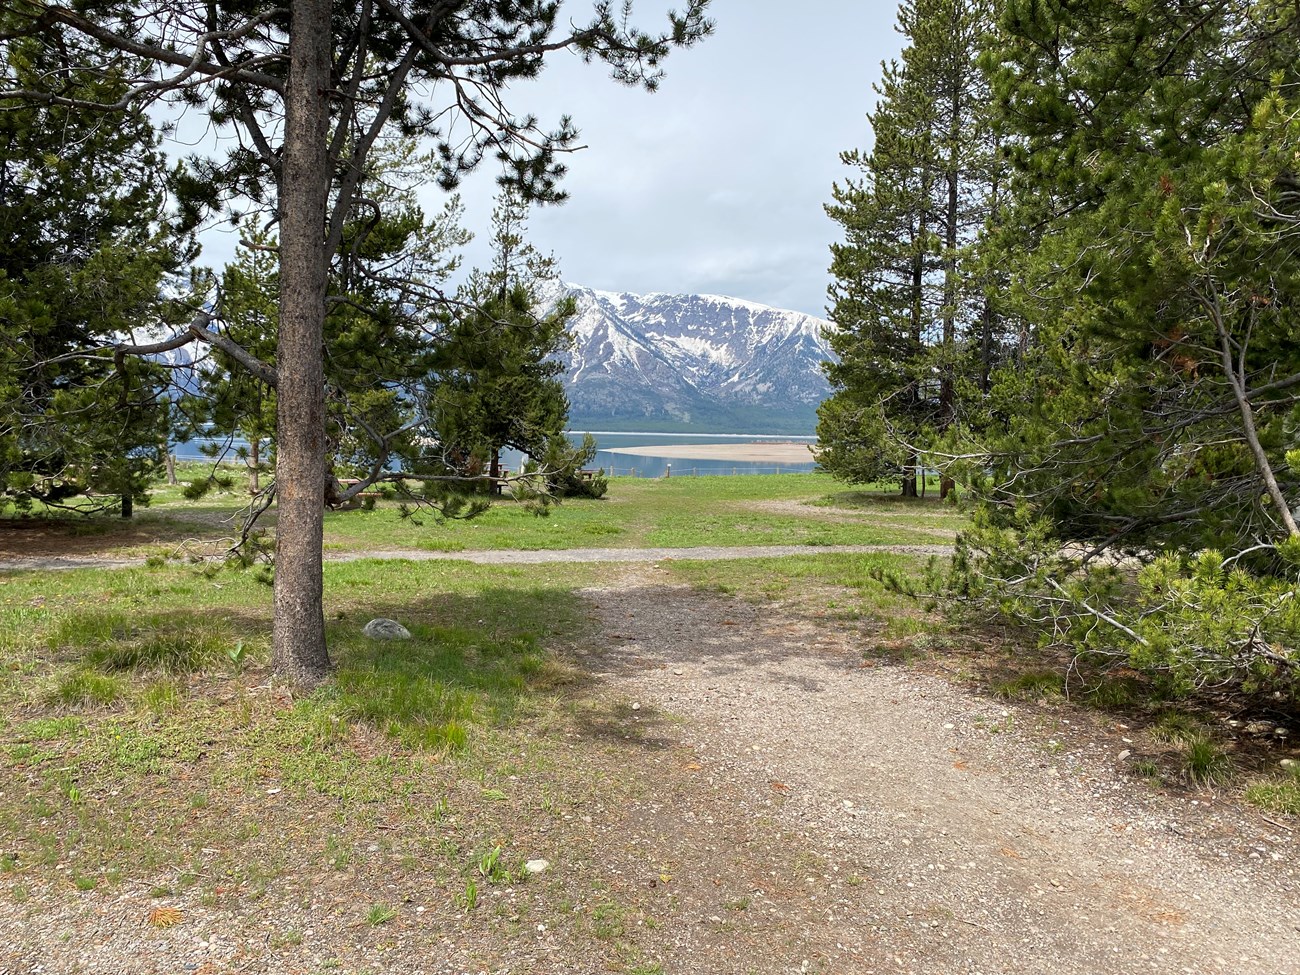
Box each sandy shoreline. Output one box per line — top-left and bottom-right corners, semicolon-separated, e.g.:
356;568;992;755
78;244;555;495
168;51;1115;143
603;442;817;462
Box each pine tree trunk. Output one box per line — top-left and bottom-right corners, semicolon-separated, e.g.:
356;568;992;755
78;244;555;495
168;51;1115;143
906;208;924;502
271;0;332;687
120;489;133;519
165;451;176;486
249;439;260;495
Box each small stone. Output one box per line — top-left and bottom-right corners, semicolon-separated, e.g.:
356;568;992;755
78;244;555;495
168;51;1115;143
1280;759;1297;770
673;669;683;676
524;859;550;875
1118;749;1131;761
631;702;641;711
363;618;411;640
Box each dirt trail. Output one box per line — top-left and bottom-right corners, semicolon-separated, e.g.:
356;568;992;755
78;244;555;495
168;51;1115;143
582;566;1300;975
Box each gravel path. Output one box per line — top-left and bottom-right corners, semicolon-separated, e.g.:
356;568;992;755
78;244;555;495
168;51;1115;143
0;543;953;573
582;566;1300;975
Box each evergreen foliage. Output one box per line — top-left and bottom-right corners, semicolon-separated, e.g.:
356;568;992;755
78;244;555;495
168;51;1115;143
959;0;1300;693
425;189;575;490
0;0;712;680
828;0;1300;695
0;31;197;515
818;0;1004;497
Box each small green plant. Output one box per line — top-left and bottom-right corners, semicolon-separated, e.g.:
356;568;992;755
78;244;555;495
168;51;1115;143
477;845;508;883
53;670;124;707
141;679;182;714
457;878;478;912
0;854;17;873
73;874;96;892
365;903;397;926
270;928;305;948
1130;758;1163;783
591;900;626;940
225;640;249;672
1181;735;1232;786
324;835;352;870
1082;676;1141;712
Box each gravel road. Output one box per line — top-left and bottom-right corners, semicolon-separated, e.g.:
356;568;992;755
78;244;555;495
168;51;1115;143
583;566;1300;975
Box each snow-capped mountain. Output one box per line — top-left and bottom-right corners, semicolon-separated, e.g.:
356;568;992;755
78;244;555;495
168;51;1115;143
554;284;834;432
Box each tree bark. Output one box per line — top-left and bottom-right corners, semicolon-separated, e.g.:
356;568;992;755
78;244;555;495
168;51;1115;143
272;0;333;685
249;439;260;495
1210;291;1299;537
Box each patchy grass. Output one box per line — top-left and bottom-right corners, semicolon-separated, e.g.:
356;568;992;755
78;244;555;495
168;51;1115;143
992;670;1064;701
664;552;948;645
1149;709;1208;744
1245;766;1300;815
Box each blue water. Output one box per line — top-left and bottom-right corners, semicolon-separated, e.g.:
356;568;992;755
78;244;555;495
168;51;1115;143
175;431;820;478
524;432;819;478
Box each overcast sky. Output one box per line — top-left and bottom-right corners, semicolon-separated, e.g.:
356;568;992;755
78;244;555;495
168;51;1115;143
450;1;904;318
190;2;904;320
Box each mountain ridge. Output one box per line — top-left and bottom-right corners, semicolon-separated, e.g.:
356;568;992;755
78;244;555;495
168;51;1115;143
552;284;834;434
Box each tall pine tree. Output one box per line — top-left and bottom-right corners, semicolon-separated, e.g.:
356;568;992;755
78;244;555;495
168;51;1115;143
953;0;1300;691
818;0;1001;497
0;31;197;516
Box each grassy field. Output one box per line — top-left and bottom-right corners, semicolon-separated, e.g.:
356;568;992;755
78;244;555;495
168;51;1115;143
0;471;970;969
2;472;1295;971
0;468;963;561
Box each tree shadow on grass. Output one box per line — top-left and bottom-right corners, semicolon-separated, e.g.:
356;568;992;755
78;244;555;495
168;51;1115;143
322;586;597;752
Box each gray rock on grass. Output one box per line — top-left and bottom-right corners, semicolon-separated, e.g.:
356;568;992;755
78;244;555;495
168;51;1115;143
363;618;412;640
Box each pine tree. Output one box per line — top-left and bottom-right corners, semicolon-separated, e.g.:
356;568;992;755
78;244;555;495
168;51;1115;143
2;1;712;683
0;30;196;516
953;0;1300;691
818;0;1000;497
426;189;575;487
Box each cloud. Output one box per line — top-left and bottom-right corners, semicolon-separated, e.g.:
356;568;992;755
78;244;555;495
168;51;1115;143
444;0;898;317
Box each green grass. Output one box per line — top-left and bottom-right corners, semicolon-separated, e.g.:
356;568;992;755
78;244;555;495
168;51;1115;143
2;471;962;561
0;558;609;884
1181;734;1233;786
1149;709;1206;744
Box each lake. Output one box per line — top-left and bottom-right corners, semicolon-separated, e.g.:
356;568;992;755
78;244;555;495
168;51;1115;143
175;430;821;478
513;431;820;478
